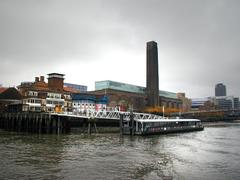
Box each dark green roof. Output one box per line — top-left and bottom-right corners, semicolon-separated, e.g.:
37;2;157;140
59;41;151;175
95;80;178;99
0;88;22;100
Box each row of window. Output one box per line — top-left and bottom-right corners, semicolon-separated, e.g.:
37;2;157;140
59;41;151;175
161;102;180;109
24;98;65;105
64;94;71;100
47;93;61;99
25;91;71;100
46;100;64;106
142;121;199;127
73;103;95;107
24;98;42;104
22;106;58;112
27;91;38;97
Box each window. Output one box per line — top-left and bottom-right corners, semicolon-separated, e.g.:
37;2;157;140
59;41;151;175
35;99;41;104
22;106;28;111
47;100;52;104
35;107;41;111
64;94;71;99
28;91;38;96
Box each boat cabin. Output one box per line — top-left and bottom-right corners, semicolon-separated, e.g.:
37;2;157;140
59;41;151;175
123;118;204;135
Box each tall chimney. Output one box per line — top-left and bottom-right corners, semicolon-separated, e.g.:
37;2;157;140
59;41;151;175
35;77;39;82
48;73;65;91
146;41;159;107
40;76;45;82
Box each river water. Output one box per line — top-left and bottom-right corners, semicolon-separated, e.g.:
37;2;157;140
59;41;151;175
0;122;240;180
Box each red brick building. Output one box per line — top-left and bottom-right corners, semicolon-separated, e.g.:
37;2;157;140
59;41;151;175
18;73;72;112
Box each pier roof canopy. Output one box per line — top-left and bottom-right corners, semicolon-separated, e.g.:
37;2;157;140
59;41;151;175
0;88;22;100
0;87;7;94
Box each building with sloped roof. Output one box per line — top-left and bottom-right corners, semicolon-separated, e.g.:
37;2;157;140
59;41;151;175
92;80;182;112
17;73;72;112
0;87;7;94
0;87;22;112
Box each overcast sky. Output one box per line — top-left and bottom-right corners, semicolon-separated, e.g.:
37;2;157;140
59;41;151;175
0;0;240;98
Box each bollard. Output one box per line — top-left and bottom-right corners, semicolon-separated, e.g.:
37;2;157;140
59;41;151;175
120;113;123;135
130;110;134;136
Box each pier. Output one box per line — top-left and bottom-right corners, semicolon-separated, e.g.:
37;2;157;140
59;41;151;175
0;111;163;134
0;112;70;134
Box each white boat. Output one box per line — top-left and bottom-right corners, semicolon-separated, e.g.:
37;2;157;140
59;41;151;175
122;118;204;135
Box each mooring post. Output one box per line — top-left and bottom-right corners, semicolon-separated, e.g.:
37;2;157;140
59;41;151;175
39;114;42;134
53;116;57;134
130;110;134;136
4;113;6;129
19;113;22;132
50;114;53;134
15;113;18;131
10;113;13;131
82;118;87;134
35;114;38;133
10;113;15;131
0;113;2;128
57;116;60;135
27;113;30;133
47;114;51;134
88;118;91;135
31;114;33;133
8;113;10;131
24;113;27;132
46;114;49;134
0;113;1;128
120;113;123;135
33;113;35;132
93;118;98;134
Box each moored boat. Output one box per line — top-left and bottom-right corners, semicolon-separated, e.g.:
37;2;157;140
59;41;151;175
123;118;204;135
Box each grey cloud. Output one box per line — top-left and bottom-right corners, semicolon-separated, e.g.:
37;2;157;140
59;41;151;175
0;0;240;98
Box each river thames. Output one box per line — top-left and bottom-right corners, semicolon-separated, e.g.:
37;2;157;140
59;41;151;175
0;122;240;180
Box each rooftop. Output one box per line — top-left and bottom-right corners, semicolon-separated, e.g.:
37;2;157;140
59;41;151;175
0;87;22;100
48;73;65;76
0;87;7;94
95;80;178;99
48;73;65;79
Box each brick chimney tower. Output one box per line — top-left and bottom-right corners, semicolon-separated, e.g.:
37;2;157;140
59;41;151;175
48;73;65;91
146;41;159;107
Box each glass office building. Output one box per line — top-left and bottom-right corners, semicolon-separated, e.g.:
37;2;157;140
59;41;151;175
215;83;226;96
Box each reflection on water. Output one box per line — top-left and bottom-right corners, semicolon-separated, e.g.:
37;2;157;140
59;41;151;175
0;123;240;180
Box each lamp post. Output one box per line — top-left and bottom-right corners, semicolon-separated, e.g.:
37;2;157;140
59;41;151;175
162;106;165;118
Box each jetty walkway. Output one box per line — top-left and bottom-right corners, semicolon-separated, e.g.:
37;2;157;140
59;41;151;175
0;111;163;134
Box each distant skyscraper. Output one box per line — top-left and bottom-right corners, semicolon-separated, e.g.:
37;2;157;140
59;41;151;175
146;41;159;107
215;83;226;96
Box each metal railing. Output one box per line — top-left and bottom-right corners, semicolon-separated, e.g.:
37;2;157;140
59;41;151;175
52;110;164;121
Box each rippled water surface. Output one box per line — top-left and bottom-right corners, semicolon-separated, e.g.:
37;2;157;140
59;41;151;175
0;123;240;180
